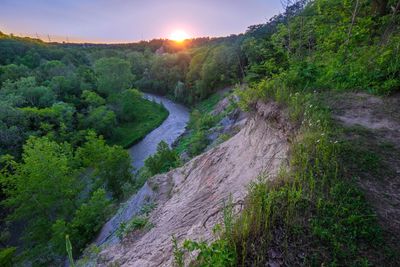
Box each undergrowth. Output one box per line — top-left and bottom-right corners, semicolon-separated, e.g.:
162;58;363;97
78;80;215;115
116;202;156;240
175;92;225;157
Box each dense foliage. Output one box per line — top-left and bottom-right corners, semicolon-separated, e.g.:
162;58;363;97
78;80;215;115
0;27;243;265
0;133;130;264
132;43;242;104
0;33;169;265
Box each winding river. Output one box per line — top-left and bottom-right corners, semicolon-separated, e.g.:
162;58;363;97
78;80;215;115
129;93;190;169
95;94;189;246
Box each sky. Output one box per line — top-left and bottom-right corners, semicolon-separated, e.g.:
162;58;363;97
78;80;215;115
0;0;283;43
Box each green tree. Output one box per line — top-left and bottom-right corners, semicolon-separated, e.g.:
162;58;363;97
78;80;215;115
76;132;132;198
127;51;149;79
49;74;80;100
0;64;29;85
0;101;27;155
0;137;81;262
19;49;41;68
37;60;71;82
188;130;208;156
81;90;106;108
2;76;55;107
0;247;16;267
108;89;143;122
82;106;117;137
94;57;133;97
200;45;240;95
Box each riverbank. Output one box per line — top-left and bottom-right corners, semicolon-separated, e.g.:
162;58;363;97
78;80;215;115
108;96;169;148
128;94;189;169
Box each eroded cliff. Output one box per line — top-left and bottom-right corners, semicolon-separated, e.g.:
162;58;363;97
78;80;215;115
96;101;292;266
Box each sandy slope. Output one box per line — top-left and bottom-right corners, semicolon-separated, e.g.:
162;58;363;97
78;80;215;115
97;101;292;266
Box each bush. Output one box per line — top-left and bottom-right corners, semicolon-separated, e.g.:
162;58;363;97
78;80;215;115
188;130;208;156
144;141;180;176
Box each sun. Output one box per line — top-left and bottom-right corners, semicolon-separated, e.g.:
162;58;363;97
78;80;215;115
169;30;190;42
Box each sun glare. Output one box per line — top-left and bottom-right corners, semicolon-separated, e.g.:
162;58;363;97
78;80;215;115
169;30;190;42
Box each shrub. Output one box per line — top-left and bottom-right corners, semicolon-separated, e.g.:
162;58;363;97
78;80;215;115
188;130;208;156
144;141;180;176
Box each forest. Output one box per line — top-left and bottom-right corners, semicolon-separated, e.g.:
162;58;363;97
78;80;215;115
0;22;244;265
1;0;400;265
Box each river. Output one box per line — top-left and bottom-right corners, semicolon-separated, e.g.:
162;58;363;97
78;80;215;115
94;94;189;246
129;93;190;169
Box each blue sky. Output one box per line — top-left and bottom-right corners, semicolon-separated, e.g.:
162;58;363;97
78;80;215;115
0;0;283;43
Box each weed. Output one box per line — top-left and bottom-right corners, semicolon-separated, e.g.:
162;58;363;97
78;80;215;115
140;202;157;215
65;235;76;267
173;197;237;266
116;216;150;240
172;236;184;267
116;202;156;240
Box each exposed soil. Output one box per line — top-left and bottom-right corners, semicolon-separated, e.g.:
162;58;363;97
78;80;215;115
329;92;400;243
332;92;400;145
96;101;292;266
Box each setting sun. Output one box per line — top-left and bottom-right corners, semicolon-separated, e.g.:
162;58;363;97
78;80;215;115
169;30;190;42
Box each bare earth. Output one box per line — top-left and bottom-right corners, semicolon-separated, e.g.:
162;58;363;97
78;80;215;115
97;101;292;266
331;92;400;242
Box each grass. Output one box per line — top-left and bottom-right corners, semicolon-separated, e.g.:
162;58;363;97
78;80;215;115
174;80;399;266
115;202;156;240
116;216;151;240
108;98;169;148
196;93;223;113
175;92;227;156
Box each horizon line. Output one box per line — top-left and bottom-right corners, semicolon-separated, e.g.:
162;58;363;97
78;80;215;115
1;30;243;45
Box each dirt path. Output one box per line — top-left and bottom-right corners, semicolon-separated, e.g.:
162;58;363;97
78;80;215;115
329;92;400;243
96;101;292;266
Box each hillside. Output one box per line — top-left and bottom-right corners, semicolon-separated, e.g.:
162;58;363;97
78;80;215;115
83;92;400;266
97;100;290;266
